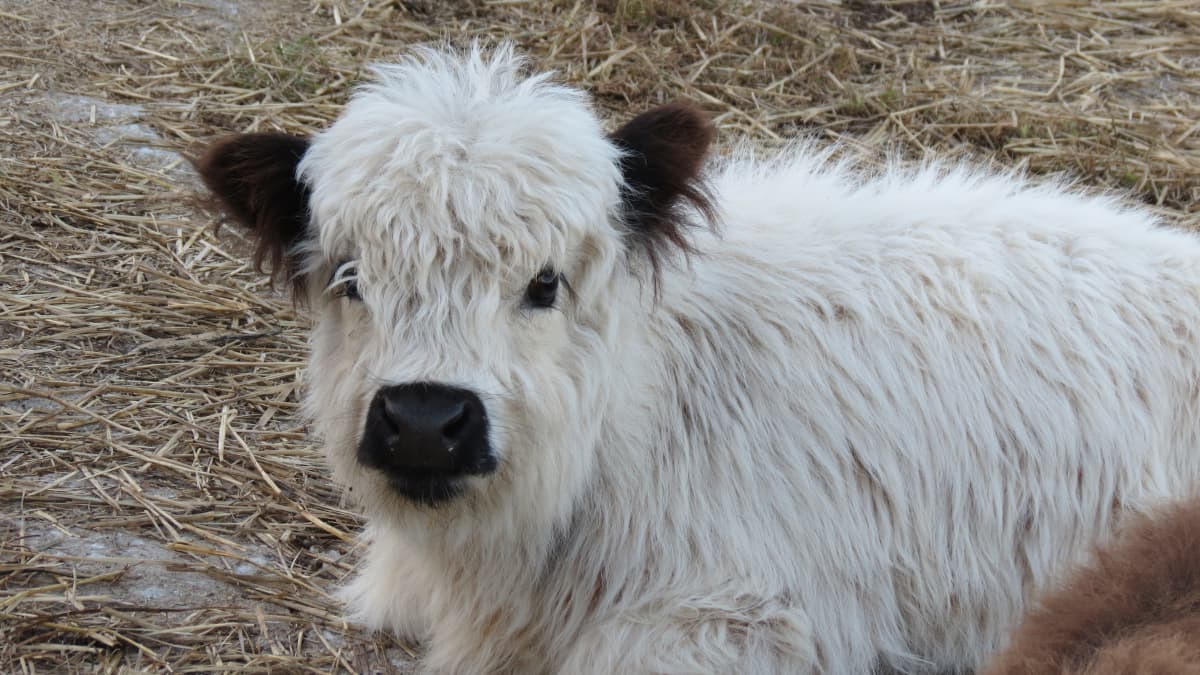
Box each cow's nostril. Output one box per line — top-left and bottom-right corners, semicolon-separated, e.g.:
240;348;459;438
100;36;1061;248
378;391;403;432
441;403;470;443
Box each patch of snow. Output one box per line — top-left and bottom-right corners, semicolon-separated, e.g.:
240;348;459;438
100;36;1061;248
21;522;252;608
186;0;240;18
45;93;145;124
41;92;188;174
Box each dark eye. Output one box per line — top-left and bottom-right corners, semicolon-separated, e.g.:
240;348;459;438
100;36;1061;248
525;267;560;309
337;277;361;301
330;261;361;301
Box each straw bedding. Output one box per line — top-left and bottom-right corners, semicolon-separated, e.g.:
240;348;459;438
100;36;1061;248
1;0;1198;671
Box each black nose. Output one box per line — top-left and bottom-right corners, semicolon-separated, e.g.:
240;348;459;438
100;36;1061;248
357;382;495;504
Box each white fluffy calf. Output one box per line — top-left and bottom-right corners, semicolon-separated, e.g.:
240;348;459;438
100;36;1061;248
196;45;1200;673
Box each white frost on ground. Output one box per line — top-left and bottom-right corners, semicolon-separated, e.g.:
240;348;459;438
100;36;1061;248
41;92;190;174
21;522;253;608
15;481;272;610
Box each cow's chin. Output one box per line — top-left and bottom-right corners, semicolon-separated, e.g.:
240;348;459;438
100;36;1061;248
354;469;496;521
384;471;467;507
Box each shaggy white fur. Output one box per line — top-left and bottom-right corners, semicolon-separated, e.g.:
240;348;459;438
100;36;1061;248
201;45;1200;674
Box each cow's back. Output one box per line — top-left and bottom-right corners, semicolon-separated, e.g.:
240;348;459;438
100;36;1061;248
607;154;1200;671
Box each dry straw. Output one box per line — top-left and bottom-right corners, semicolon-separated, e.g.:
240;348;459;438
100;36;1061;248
2;0;1198;671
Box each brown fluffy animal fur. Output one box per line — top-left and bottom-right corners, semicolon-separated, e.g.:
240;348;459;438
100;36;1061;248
984;498;1200;675
193;132;311;294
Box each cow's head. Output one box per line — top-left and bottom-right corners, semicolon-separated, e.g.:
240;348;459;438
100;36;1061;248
195;45;713;528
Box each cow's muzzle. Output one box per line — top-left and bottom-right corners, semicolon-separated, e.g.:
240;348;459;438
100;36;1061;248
357;382;496;505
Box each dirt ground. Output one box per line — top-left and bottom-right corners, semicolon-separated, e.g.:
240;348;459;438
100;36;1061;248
2;0;1198;673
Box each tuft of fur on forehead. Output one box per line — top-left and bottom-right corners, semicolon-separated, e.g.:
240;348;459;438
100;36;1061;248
297;44;716;303
299;45;628;299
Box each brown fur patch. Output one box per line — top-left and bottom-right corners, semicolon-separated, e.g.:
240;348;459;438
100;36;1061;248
609;101;717;281
984;498;1200;674
192;132;311;295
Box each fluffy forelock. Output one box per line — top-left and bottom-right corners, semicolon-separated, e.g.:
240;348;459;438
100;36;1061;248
298;44;625;309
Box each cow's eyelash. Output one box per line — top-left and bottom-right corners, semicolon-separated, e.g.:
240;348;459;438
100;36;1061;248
327;261;361;299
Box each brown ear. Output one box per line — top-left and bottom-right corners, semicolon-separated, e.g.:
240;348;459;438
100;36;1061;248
609;101;716;272
193;132;311;292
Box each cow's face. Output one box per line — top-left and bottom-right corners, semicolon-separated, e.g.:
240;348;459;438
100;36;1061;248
195;47;713;524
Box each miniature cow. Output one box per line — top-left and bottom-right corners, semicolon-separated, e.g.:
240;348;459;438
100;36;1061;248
984;496;1200;674
196;44;1200;673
